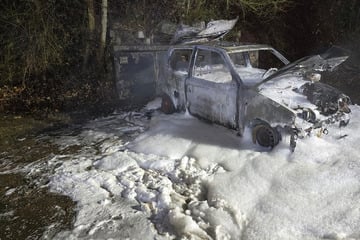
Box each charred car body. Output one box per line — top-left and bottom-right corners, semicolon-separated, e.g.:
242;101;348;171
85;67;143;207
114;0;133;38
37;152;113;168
160;42;351;151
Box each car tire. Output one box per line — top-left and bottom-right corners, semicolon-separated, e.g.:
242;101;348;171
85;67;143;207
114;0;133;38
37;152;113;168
252;123;280;148
161;94;175;114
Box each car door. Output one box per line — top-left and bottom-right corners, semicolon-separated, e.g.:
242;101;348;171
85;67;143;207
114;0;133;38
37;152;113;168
162;47;193;110
185;48;238;129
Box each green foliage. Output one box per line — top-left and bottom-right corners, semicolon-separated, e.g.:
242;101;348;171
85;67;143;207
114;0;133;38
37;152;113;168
178;0;226;23
177;0;294;23
109;0;294;41
0;0;85;87
230;0;294;18
335;0;360;49
1;0;358;114
336;0;360;33
109;0;184;34
295;0;360;52
0;0;95;113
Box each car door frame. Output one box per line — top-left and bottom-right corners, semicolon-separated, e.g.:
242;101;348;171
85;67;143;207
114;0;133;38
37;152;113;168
163;46;194;111
185;46;242;130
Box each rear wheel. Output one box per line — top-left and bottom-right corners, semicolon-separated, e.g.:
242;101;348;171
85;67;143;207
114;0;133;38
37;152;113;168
252;122;281;148
160;94;175;114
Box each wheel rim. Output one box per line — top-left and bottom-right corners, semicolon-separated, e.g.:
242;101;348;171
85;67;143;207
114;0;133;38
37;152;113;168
254;125;279;148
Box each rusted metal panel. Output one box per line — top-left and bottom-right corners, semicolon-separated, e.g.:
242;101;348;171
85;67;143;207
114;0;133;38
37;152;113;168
113;47;167;105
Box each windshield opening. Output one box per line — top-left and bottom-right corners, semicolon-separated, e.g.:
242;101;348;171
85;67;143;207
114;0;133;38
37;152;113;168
228;49;288;87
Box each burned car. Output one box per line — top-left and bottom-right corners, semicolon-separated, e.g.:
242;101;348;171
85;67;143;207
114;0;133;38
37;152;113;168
160;42;351;151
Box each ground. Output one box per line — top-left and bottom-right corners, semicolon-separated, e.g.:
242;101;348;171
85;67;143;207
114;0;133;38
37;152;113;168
1;99;360;239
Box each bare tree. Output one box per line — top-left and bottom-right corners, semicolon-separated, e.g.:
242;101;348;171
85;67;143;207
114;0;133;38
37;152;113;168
83;0;108;68
181;0;294;20
232;0;294;18
83;0;96;70
99;0;108;63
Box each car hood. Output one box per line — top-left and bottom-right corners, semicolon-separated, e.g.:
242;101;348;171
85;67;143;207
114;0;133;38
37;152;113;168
257;46;351;119
258;75;350;117
264;46;349;82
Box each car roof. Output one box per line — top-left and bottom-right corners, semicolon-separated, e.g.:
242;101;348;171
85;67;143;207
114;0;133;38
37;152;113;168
171;41;274;52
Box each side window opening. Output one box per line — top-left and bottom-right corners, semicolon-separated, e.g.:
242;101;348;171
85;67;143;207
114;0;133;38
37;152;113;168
229;52;246;67
193;49;232;83
169;49;192;73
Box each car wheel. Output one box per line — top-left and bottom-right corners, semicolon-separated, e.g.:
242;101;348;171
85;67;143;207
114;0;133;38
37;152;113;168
161;94;175;114
252;123;280;148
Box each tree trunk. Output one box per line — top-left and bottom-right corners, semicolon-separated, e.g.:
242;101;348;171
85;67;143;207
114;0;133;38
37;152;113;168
83;0;96;70
98;0;108;64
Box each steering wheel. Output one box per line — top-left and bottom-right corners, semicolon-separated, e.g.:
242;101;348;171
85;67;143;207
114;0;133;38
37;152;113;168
262;68;278;79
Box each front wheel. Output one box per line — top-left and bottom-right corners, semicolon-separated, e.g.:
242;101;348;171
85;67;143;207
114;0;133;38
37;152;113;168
252;122;281;148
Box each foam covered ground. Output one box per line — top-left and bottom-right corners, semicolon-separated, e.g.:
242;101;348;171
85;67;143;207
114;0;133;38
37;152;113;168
44;99;360;239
